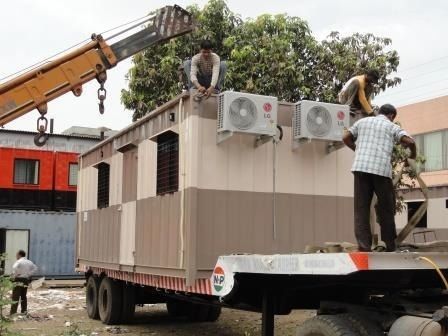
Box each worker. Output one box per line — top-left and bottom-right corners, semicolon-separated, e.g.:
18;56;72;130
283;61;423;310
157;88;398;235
342;104;416;252
338;70;380;123
10;250;37;315
183;40;227;97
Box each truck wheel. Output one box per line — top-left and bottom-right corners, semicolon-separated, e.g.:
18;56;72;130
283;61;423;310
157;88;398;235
187;303;209;322
206;306;221;322
121;284;136;323
166;300;188;318
343;313;383;336
296;315;357;336
98;277;123;325
86;276;100;320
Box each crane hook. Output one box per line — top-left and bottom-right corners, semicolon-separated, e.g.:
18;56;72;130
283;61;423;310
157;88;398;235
34;115;49;146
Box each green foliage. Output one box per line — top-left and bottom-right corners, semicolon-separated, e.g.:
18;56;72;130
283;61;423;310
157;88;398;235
121;0;401;120
121;0;418;212
0;254;21;336
392;143;426;214
319;32;401;102
121;0;241;120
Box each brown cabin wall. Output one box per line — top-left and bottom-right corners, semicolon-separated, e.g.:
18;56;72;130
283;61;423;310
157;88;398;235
77;93;356;282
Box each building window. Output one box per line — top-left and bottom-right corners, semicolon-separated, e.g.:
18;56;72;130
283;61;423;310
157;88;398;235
97;162;110;209
156;131;179;195
68;163;78;186
407;201;427;228
13;159;39;184
414;130;448;172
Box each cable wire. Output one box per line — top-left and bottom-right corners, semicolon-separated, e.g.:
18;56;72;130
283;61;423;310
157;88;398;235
378;77;448;99
0;12;154;83
417;256;448;290
394;87;448;106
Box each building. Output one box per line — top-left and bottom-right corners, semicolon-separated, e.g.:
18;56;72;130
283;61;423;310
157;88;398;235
0;128;104;277
395;95;448;242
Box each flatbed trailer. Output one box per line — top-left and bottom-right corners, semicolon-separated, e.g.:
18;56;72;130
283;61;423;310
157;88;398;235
82;251;448;336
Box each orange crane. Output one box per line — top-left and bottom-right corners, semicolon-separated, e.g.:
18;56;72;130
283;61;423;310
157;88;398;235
0;5;194;146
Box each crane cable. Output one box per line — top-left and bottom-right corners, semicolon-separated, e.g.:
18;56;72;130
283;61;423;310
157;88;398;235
0;12;154;83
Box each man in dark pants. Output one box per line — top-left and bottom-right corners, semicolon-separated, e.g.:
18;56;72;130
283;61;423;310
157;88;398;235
183;40;227;97
10;250;37;315
343;104;416;252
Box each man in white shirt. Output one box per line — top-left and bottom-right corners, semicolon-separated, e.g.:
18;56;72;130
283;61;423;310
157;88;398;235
10;250;37;315
343;104;416;252
183;40;227;97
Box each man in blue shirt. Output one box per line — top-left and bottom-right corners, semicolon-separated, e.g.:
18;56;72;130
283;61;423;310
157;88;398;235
343;104;416;252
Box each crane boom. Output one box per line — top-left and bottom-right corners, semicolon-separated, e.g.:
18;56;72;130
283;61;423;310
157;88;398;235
0;5;193;145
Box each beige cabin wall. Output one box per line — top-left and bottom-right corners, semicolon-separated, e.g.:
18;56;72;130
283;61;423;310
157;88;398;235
137;139;157;200
77;166;98;212
109;153;123;206
120;201;136;265
134;192;182;269
184;114;353;197
78;206;121;264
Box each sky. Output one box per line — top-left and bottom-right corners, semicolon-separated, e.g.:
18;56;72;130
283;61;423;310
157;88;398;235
1;0;447;133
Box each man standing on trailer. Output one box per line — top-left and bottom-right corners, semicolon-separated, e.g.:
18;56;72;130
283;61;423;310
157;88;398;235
343;104;416;252
338;70;380;123
183;40;227;97
10;250;37;315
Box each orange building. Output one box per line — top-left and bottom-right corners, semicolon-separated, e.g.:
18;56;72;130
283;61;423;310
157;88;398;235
395;95;448;241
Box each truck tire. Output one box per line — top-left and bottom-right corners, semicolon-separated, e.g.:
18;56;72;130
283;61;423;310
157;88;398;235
121;284;136;323
166;300;188;318
296;315;358;336
187;303;210;322
86;276;101;320
206;306;222;322
98;277;123;325
343;313;383;336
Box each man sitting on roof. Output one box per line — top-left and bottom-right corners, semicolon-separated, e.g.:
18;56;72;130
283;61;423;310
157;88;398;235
338;69;380;124
183;40;227;97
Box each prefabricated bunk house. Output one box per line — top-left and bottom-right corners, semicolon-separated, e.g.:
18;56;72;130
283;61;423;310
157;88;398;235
76;91;355;288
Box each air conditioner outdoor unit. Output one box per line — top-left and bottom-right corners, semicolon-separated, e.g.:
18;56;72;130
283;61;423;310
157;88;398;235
293;100;350;143
217;91;277;143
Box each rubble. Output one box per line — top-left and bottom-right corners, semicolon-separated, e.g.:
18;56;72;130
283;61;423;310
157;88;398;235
105;326;130;334
27;288;85;311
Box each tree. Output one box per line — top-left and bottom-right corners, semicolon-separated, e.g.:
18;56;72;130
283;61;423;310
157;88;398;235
122;0;401;119
121;0;417;214
121;0;241;120
0;254;21;336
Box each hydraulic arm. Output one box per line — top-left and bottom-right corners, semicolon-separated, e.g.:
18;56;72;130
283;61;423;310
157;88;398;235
0;5;193;145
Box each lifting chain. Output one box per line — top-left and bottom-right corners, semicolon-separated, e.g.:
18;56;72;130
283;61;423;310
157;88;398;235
34;114;49;147
97;72;107;114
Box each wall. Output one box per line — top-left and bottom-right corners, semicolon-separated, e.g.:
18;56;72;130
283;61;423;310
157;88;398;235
77;94;357;280
0;210;77;277
185;98;355;271
0;130;98;153
397;96;448;187
396;96;448;239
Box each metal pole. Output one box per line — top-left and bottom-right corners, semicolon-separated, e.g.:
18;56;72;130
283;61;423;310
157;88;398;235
261;291;275;336
272;140;277;240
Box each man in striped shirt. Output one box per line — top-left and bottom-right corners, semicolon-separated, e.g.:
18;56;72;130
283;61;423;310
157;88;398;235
183;40;227;97
343;104;416;252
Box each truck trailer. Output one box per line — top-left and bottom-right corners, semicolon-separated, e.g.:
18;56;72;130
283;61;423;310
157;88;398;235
76;92;448;336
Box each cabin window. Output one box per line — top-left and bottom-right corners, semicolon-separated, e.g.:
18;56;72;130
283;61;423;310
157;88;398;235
97;162;110;208
68;163;78;186
156;131;179;195
13;159;39;185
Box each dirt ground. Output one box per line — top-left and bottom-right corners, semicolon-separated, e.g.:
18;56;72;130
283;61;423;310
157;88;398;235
10;288;315;336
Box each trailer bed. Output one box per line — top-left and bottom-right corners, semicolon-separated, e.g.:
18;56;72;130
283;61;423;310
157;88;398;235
211;252;448;297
